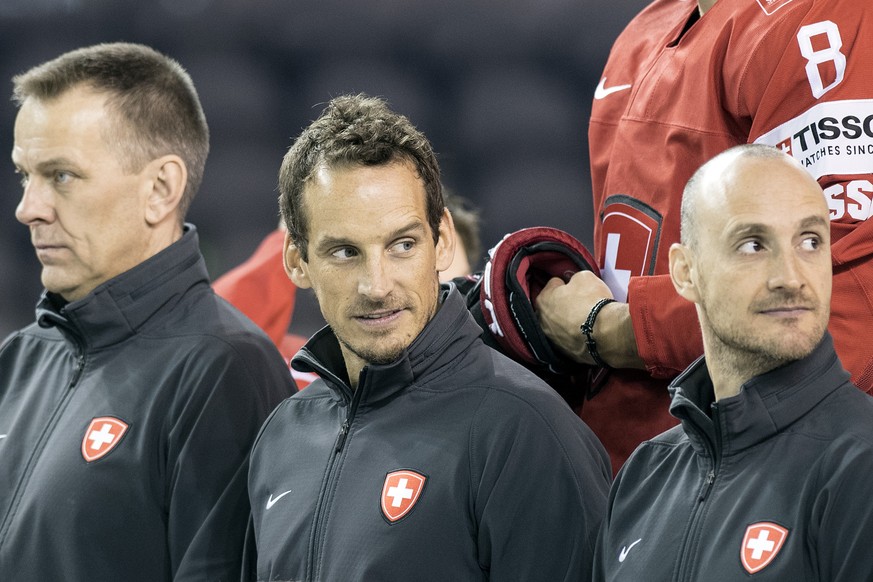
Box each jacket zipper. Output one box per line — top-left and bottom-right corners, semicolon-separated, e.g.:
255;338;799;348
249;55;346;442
674;406;722;581
0;343;86;547
306;369;366;581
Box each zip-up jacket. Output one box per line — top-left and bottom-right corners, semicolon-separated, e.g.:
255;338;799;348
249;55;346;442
247;286;611;581
593;333;873;581
0;225;295;581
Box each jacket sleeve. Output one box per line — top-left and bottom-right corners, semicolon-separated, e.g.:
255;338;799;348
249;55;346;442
590;464;625;582
813;435;873;580
213;229;297;348
627;274;703;379
164;334;294;581
471;388;611;581
239;517;258;582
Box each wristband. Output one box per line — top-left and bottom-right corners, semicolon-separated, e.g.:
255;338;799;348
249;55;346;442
580;298;616;368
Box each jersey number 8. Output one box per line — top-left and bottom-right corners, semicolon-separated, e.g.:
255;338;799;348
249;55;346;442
797;21;846;100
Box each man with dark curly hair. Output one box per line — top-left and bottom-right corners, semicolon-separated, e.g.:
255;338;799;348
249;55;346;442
245;94;611;581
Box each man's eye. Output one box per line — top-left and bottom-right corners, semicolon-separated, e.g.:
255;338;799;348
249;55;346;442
800;236;821;251
391;240;415;254
54;171;73;184
331;247;358;260
15;170;29;188
738;240;763;254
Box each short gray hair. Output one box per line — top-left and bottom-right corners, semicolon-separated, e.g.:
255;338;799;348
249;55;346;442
13;42;210;221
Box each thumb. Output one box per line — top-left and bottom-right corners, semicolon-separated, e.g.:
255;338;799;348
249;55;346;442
534;276;566;309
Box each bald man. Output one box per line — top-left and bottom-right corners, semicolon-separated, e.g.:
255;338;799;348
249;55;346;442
593;144;873;581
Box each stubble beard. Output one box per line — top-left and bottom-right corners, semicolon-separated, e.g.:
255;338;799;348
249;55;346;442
700;293;827;380
333;290;439;367
337;331;407;366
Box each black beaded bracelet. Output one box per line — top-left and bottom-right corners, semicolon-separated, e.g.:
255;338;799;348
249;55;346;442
580;297;616;368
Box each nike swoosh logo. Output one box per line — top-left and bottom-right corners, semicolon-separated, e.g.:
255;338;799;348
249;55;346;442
266;489;293;510
618;538;642;562
594;77;632;100
0;434;6;439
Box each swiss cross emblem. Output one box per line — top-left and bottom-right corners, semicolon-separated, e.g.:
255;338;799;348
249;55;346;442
81;417;129;462
599;197;662;301
741;522;789;574
755;0;796;16
380;470;427;523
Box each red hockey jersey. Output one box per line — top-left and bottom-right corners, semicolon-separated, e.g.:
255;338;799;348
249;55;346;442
213;230;314;390
587;0;873;472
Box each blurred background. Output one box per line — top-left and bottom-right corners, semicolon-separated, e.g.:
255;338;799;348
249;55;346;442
0;0;648;339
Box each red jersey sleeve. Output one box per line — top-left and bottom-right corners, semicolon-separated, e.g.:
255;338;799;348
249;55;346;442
628;274;702;379
213;229;297;348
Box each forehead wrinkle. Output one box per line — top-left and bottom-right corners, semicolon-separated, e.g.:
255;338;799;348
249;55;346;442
799;215;829;230
312;218;426;254
725;221;771;239
33;156;81;172
723;211;829;244
12;137;80;170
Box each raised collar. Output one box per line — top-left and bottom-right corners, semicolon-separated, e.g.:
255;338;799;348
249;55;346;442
668;333;851;456
291;285;484;406
34;225;209;351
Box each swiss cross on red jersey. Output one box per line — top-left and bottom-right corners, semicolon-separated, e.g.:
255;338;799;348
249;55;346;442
380;470;426;523
754;0;796;16
81;416;129;462
741;522;789;574
599;197;663;302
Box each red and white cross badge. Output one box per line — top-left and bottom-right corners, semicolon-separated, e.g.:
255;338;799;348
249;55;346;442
741;522;789;574
81;417;129;462
380;470;426;523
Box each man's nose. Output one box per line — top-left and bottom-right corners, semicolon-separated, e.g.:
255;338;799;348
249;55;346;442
767;249;804;292
358;254;394;299
15;180;54;226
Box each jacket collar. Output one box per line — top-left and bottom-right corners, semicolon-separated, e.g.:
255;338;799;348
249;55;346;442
34;225;209;351
668;332;851;456
292;285;483;406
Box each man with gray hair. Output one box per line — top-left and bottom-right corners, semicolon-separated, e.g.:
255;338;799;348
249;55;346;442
0;43;294;580
593;144;873;581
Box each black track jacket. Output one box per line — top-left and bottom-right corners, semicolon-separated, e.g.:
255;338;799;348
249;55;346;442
247;286;611;581
594;334;873;581
0;226;295;581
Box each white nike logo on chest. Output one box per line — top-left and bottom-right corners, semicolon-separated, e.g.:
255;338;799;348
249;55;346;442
594;77;632;100
266;489;293;510
618;538;642;562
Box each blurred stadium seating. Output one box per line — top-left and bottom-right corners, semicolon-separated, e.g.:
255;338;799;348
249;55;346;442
0;0;647;338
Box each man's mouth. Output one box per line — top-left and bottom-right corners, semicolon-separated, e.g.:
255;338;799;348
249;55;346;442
33;243;68;261
354;309;404;325
759;305;814;316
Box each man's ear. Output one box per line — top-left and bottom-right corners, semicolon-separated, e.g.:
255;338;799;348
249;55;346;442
668;242;700;304
435;207;457;274
283;231;311;289
144;155;187;226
